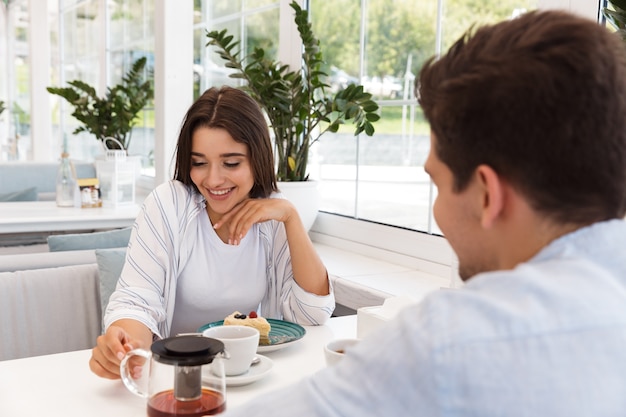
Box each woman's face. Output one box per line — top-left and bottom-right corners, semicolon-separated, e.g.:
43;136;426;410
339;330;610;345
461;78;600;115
190;126;254;224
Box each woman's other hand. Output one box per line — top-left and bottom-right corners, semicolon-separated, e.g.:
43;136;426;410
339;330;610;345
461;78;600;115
213;198;297;245
89;319;153;379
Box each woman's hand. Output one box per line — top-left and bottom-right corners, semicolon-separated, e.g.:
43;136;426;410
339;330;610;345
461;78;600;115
213;198;296;245
89;319;152;379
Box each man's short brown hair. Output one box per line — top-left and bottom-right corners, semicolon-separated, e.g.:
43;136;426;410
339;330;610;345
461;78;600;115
418;10;626;224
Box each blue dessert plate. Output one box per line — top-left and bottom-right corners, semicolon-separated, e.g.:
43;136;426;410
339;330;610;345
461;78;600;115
198;318;306;353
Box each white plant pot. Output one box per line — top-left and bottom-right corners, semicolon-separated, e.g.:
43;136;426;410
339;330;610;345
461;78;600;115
278;180;320;231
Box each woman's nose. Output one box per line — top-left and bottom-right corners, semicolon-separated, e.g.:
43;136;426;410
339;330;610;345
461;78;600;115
203;164;225;187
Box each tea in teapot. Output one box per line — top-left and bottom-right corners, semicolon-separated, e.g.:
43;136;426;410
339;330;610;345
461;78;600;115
121;335;227;416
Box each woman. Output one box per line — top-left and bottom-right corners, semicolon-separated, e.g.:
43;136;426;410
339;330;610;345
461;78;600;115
90;86;334;379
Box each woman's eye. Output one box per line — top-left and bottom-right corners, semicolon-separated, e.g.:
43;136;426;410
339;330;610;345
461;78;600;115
191;161;206;167
224;162;240;168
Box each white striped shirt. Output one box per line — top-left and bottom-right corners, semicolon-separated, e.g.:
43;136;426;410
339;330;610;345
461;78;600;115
104;180;335;338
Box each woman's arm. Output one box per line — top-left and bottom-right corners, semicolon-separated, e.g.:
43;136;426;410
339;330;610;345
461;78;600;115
104;181;200;338
280;201;329;296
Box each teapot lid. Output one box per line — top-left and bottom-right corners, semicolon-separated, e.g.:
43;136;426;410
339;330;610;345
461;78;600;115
151;335;225;366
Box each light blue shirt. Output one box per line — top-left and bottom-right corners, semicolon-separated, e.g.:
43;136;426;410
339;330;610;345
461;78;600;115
225;219;626;416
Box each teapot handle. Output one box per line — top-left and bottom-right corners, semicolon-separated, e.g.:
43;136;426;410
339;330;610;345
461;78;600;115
120;348;151;398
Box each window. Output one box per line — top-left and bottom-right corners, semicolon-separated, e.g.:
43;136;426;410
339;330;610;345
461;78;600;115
56;0;103;161
0;0;30;161
310;0;536;235
54;0;155;174
108;0;155;174
1;0;603;269
194;1;279;97
195;0;544;237
193;0;599;269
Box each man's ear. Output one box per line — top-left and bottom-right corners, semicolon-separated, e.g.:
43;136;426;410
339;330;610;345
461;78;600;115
475;164;505;229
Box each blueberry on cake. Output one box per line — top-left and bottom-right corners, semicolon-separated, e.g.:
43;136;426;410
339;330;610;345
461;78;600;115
224;311;271;344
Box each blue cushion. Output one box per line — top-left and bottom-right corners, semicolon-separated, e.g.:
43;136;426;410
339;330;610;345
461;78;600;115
47;227;132;252
0;187;38;202
95;248;126;314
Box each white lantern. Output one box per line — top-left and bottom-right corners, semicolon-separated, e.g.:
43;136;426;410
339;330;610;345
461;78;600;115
96;141;135;207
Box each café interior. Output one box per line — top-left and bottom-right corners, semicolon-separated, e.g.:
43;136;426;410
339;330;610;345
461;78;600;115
0;0;609;415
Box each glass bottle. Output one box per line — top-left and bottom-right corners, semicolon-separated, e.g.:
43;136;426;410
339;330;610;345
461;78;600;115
56;151;78;207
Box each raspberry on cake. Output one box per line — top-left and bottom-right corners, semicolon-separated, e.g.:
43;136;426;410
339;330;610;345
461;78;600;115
224;311;271;344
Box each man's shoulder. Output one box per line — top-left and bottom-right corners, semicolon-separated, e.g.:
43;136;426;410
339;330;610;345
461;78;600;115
416;253;626;349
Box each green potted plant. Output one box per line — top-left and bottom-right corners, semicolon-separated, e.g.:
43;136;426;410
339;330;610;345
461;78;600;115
604;0;626;42
48;57;152;207
0;100;5;115
47;57;153;152
206;1;379;183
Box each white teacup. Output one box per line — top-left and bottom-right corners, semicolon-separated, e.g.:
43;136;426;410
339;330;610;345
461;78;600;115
324;338;360;366
202;325;260;376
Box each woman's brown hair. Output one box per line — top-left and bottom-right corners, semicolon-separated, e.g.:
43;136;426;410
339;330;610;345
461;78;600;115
173;86;277;199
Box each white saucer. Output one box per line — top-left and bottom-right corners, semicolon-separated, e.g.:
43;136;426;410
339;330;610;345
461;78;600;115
224;354;273;387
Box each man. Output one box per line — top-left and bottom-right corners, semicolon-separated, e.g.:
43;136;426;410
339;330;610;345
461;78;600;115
224;9;626;416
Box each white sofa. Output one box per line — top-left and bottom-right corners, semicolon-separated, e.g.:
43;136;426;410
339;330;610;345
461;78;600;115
0;247;123;361
0;211;133;361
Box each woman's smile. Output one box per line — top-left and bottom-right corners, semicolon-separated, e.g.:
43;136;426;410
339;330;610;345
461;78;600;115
207;186;235;199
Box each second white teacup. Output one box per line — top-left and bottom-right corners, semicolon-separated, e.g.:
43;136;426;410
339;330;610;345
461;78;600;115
324;338;360;366
203;325;260;376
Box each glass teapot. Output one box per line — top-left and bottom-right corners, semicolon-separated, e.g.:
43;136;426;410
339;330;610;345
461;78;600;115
120;335;227;416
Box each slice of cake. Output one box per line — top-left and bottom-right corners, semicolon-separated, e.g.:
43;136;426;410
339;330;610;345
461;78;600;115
224;311;271;344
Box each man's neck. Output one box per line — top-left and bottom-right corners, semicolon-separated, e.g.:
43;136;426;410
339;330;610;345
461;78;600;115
495;207;587;271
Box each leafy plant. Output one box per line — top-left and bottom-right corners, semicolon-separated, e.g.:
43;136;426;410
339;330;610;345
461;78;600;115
0;100;5;115
47;57;153;151
206;1;380;181
604;0;626;42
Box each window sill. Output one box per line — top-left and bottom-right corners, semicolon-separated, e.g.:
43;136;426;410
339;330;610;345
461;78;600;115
311;213;461;311
310;213;459;313
314;241;452;311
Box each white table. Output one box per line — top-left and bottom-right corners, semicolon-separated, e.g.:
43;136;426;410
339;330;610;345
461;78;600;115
0;315;356;416
0;201;140;234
